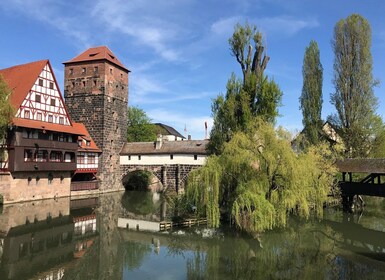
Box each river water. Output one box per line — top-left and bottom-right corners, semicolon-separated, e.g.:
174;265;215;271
1;191;385;280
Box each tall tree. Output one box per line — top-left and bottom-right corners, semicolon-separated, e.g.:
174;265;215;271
329;14;378;157
0;74;14;140
300;40;323;146
208;22;282;154
127;106;156;142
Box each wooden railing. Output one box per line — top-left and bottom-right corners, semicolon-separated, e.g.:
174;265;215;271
70;180;99;191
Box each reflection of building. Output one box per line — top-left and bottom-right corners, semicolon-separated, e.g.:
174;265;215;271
0;60;81;203
0;197;99;280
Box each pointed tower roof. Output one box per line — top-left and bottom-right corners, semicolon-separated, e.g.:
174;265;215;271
0;60;48;109
63;46;129;72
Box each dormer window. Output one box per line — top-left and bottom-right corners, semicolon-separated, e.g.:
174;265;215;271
86;140;91;146
78;140;82;146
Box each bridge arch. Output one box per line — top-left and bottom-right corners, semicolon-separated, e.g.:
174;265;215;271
121;164;200;194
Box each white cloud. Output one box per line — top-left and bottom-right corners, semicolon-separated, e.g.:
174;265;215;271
257;16;319;36
211;16;242;36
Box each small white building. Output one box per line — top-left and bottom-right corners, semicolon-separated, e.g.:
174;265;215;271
154;123;186;141
120;136;208;166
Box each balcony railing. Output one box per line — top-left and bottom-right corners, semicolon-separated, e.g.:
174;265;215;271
71;181;99;192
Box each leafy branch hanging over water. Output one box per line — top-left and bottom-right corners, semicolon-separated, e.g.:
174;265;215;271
186;119;336;233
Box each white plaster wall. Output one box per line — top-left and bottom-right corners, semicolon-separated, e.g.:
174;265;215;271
120;154;206;165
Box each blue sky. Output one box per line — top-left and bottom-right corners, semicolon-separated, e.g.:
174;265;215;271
1;0;384;139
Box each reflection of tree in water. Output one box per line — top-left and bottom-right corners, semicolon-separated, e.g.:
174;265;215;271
123;241;152;270
181;219;380;279
121;191;158;216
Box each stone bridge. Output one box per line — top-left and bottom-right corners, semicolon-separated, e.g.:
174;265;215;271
119;139;209;194
121;164;201;193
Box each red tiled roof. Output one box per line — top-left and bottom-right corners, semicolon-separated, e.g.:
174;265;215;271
0;60;48;109
12;117;83;135
72;122;101;153
63;46;129;72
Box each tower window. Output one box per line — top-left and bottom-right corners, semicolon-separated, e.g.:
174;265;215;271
110;68;113;74
93;80;97;87
82;81;86;87
69;68;73;75
94;66;98;73
82;68;86;74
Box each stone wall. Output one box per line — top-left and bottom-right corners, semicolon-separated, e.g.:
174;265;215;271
0;171;71;204
121;164;200;193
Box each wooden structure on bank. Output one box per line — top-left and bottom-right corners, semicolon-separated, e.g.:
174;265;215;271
118;217;207;232
336;159;385;210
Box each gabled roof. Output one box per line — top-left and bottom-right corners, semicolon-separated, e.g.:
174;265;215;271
12;118;83;135
0;60;48;110
73;122;101;153
120;140;208;155
63;46;129;72
154;123;185;139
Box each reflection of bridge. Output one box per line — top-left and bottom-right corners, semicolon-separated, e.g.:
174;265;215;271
120;139;209;193
337;159;385;210
322;218;385;263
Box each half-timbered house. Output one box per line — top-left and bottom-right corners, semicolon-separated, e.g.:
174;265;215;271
0;60;82;203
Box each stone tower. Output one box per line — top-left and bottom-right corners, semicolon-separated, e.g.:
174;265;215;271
63;46;129;190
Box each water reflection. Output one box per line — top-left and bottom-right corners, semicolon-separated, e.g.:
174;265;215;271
0;191;385;279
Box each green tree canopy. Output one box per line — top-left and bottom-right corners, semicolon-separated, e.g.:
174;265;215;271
300;40;323;146
208;22;282;154
329;14;379;158
127;106;157;142
187;118;336;233
0;74;14;140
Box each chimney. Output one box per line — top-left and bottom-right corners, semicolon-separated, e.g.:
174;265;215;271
188;135;191;141
155;134;163;149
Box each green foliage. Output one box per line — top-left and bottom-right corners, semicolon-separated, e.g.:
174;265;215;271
0;74;14;140
208;23;282;154
127;106;157;142
186;118;336;233
300;40;323;146
124;170;152;191
329;14;379;158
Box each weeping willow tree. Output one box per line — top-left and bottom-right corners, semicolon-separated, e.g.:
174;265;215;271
186;118;336;233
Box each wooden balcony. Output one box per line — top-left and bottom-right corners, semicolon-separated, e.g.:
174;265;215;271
71;181;99;192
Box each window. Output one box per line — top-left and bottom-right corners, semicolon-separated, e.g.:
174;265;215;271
78;140;83;146
94;66;98;73
82;68;86;74
194;155;198;160
37;112;42;121
138;155;141;160
49;82;54;89
50;98;56;106
50;151;62;162
35;94;41;103
24;110;30;119
109;68;113;74
59;117;64;125
69;68;73;75
35;150;48;162
170;154;174;160
64;153;73;162
93;80;97;87
88;154;96;164
77;154;85;164
48;115;53;123
128;155;131;160
82;81;86;87
86;140;91;146
24;150;33;162
38;79;43;86
120;73;123;79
